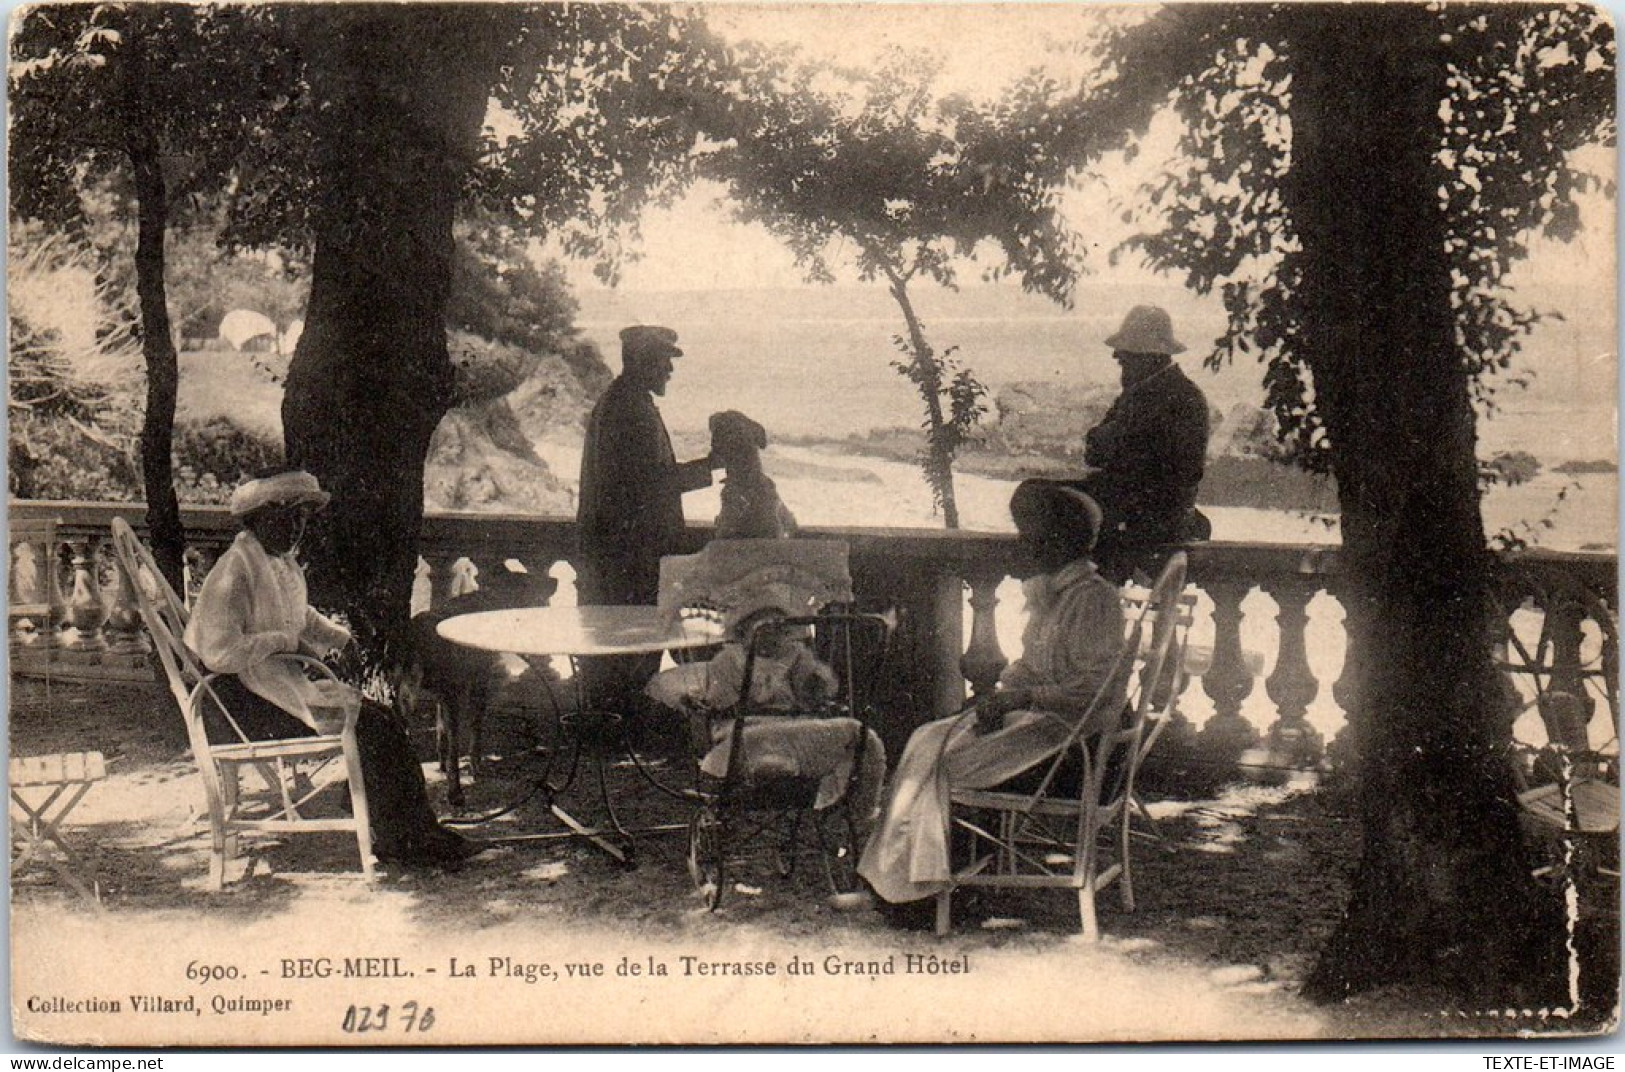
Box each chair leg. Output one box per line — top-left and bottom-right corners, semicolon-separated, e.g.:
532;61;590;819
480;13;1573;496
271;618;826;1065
1077;886;1100;941
342;737;375;881
276;758;297;819
935;890;953;936
1119;814;1136;913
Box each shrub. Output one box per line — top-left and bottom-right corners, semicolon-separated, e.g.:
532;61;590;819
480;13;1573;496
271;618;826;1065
172;417;284;503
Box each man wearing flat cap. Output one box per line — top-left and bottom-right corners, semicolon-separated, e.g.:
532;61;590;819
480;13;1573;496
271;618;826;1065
578;326;717;694
579;326;715;604
1067;304;1210;582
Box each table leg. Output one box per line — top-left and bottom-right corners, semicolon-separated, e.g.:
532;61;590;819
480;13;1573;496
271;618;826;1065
469;659;689;864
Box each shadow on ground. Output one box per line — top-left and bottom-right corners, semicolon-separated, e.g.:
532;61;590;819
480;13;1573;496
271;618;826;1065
10;677;1616;1040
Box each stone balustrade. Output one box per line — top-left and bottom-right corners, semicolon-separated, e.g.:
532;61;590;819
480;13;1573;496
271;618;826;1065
11;500;1617;773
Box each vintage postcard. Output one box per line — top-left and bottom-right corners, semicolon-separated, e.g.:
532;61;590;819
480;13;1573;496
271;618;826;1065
7;0;1618;1047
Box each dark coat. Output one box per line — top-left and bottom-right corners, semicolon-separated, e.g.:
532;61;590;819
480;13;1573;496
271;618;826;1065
1076;363;1209;552
577;375;712;604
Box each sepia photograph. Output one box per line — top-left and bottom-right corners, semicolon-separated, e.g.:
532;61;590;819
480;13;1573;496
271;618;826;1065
5;0;1619;1048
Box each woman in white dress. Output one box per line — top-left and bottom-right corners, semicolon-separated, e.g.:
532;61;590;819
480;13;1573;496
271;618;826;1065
185;470;483;868
857;482;1125;912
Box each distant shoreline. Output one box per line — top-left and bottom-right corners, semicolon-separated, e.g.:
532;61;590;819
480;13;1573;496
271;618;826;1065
776;428;1344;515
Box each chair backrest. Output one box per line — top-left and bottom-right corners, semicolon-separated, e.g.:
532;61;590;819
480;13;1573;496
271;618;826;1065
710;609;896;790
1107;552;1192;806
109;518;220;758
659;539;853;635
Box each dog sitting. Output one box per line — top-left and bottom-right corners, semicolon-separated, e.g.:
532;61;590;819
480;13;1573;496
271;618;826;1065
398;562;557;806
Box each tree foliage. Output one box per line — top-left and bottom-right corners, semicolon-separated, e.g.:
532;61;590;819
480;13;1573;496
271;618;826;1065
1109;3;1615;472
695;46;1103;525
1078;2;1615;1007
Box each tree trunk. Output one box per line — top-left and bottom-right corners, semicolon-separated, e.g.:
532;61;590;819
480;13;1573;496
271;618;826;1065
1289;7;1563;1005
283;7;507;667
885;271;961;529
126;29;185;595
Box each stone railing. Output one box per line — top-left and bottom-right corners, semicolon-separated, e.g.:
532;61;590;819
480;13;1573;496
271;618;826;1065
11;500;1618;771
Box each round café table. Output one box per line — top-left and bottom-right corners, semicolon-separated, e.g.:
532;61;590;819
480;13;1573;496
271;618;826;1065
437;605;724;864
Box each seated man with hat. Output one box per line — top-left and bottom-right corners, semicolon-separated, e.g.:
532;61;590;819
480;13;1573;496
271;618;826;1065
1067;304;1210;583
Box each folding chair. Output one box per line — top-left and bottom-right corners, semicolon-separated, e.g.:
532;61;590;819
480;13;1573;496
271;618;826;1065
936;552;1192;938
11;750;108;904
110;518;374;888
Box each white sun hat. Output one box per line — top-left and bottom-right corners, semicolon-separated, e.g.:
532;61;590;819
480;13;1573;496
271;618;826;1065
229;470;332;518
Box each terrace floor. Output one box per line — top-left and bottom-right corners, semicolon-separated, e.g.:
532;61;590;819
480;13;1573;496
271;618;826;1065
7;676;1617;1046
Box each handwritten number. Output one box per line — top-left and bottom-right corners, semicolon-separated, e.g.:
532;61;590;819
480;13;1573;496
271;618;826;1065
342;1004;434;1033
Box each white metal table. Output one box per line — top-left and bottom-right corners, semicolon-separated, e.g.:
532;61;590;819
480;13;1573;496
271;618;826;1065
437;605;722;864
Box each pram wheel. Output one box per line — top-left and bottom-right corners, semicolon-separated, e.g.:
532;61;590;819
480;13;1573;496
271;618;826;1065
688;807;725;911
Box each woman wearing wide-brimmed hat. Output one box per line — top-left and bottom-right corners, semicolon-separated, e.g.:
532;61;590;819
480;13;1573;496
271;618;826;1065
184;469;484;868
857;481;1124;917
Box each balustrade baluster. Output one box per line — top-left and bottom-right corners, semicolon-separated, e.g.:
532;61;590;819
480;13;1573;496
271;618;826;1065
64;539;108;652
101;537;149;656
447;557;479;601
1544;595;1591;720
960;572;1009;703
412;557;433;616
1198;581;1258;764
421;553;464;610
1262;579;1324;770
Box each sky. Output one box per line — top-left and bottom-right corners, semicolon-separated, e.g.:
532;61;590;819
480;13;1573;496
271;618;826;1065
551;2;1617;318
548;2;1167;294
